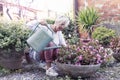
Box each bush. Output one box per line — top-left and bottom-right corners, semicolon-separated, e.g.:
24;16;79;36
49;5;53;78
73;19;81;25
92;26;116;46
0;20;30;54
63;20;79;45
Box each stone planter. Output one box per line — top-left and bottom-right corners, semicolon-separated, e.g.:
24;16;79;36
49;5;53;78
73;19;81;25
55;62;101;78
0;57;22;70
0;49;24;70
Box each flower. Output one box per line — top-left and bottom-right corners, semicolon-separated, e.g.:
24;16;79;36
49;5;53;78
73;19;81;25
56;39;111;65
110;37;120;53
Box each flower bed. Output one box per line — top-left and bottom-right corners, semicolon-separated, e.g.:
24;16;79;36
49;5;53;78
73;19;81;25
56;39;110;65
55;39;112;77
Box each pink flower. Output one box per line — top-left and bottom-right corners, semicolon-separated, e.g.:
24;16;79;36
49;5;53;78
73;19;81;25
78;55;83;60
104;53;107;58
68;55;71;58
89;46;94;50
97;60;100;64
96;54;101;58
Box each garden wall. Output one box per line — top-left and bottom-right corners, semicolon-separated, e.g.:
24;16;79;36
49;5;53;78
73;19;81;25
78;0;120;21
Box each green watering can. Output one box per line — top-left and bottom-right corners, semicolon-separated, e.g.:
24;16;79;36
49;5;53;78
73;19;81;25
27;24;61;52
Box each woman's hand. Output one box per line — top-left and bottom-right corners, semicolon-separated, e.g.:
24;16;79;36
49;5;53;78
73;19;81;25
39;19;47;26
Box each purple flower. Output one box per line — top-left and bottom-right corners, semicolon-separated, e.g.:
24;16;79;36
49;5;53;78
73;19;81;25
96;54;101;58
104;53;107;58
75;62;81;65
77;47;80;51
89;46;94;50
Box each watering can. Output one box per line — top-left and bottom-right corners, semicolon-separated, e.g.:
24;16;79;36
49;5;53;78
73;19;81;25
27;23;61;52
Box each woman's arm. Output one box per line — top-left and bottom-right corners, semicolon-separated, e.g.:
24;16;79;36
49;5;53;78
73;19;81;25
58;31;67;47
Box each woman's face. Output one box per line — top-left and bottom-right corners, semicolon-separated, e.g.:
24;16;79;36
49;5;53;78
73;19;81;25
55;22;65;31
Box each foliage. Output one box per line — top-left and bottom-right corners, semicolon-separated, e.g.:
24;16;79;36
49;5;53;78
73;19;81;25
56;39;111;65
0;20;30;54
46;19;55;24
101;22;120;36
92;26;116;47
109;37;120;62
76;7;99;37
63;20;79;45
66;33;79;45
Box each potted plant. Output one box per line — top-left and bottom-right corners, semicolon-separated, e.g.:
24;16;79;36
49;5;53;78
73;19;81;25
55;39;111;78
0;20;30;69
76;7;99;38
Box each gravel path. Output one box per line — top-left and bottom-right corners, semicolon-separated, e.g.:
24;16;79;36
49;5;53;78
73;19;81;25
0;64;47;80
0;62;120;80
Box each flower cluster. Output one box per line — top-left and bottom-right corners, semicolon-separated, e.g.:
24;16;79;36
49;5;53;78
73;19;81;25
110;37;120;53
56;39;111;65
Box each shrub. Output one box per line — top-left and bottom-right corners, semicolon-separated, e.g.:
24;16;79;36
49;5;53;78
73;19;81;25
0;20;30;54
63;20;79;45
92;26;116;47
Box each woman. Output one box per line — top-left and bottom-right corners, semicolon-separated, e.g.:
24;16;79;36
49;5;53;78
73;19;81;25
26;16;70;76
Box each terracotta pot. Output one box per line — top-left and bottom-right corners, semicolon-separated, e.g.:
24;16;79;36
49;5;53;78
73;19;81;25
80;39;91;43
55;62;101;78
80;33;88;39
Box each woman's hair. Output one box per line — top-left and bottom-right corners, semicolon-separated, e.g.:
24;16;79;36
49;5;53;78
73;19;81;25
54;16;70;28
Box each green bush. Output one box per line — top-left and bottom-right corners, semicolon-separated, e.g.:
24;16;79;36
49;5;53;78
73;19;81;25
0;20;30;54
62;20;79;45
77;7;99;37
92;26;116;46
46;19;55;24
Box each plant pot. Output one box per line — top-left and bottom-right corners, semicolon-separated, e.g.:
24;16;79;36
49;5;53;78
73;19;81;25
0;57;22;70
0;50;24;70
80;39;91;43
55;62;101;78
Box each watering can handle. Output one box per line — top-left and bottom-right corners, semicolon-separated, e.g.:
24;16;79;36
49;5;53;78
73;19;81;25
45;24;55;34
28;23;40;37
28;23;55;37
